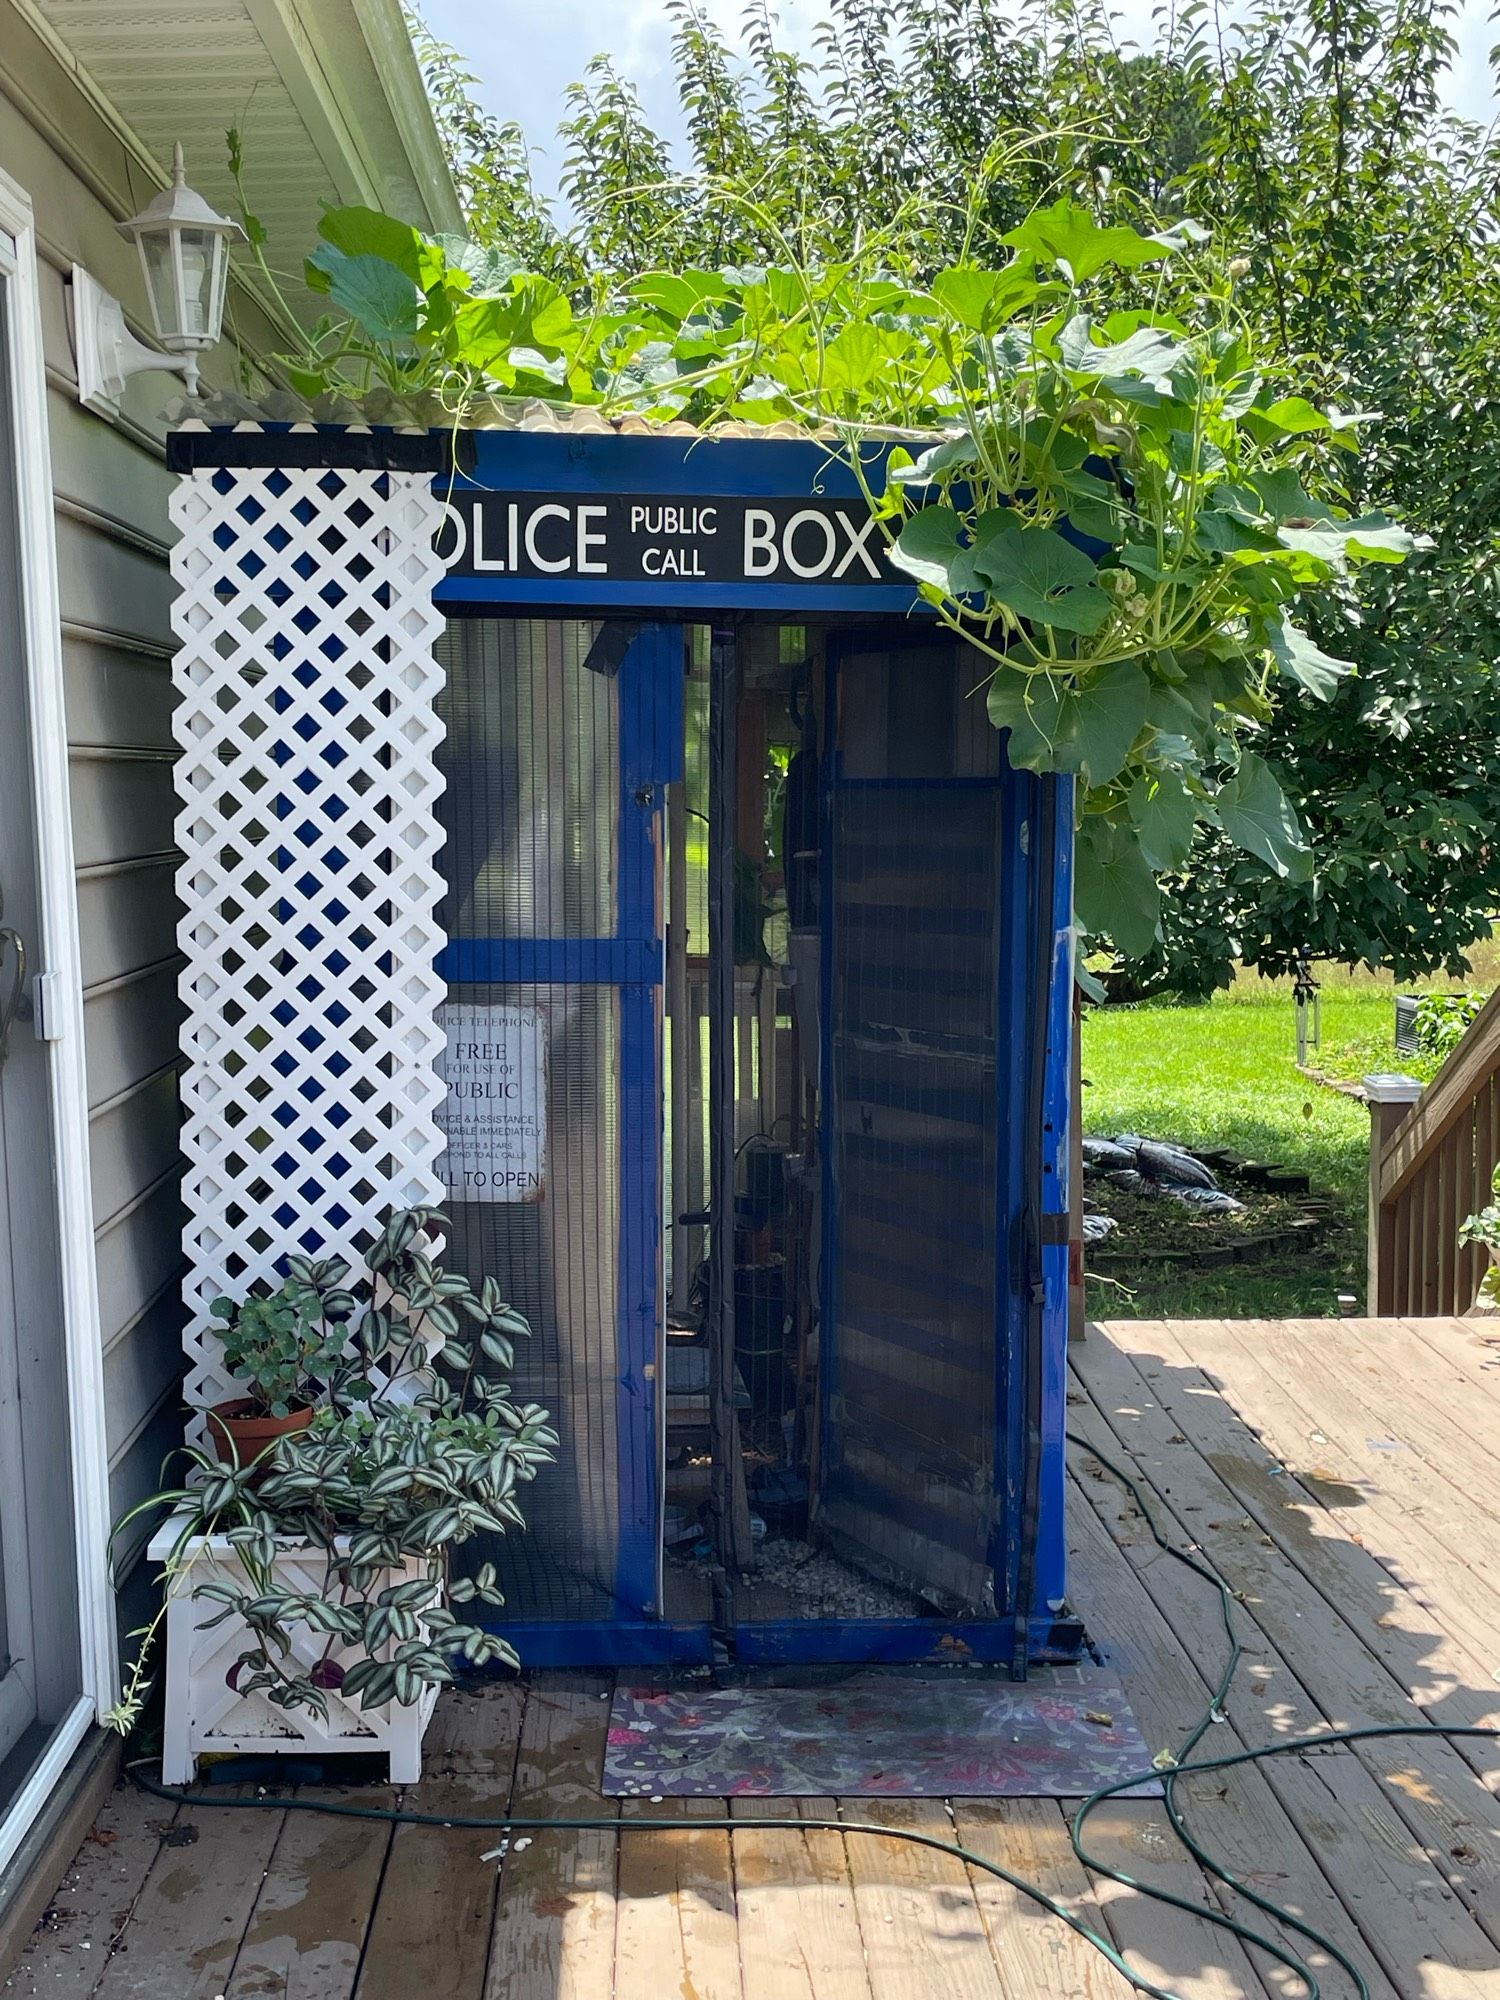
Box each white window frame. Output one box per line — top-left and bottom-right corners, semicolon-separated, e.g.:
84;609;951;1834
0;166;116;1879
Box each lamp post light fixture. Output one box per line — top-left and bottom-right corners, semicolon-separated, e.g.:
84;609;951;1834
71;143;242;415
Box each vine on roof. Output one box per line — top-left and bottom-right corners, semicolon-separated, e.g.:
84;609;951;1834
223;145;1417;953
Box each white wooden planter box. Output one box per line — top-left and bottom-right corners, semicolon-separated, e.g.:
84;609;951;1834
149;1514;440;1784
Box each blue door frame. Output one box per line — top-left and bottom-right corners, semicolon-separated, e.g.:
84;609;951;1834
437;623;710;1667
733;638;1075;1668
439;620;1078;1671
432;432;1079;1670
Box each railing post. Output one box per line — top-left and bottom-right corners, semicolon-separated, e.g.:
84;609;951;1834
1363;1073;1423;1315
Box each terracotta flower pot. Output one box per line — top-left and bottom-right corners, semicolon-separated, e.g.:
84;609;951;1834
207;1397;315;1467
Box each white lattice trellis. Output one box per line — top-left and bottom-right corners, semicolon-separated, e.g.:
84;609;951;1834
169;428;448;1431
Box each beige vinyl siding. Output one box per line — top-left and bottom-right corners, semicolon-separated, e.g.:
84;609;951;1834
1;3;286;1593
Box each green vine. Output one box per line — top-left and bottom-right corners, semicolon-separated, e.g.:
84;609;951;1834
221;157;1418;953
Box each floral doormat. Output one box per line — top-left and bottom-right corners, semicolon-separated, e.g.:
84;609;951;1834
603;1666;1162;1798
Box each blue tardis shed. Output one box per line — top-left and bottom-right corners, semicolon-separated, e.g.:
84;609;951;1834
428;426;1082;1673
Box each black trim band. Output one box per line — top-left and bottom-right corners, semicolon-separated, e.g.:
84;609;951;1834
166;426;472;475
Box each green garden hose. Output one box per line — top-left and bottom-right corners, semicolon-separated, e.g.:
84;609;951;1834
126;1436;1499;2000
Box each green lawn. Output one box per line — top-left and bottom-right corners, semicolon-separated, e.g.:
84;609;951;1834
1080;985;1385;1318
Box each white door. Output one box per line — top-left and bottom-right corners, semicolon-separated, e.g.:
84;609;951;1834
0;219;85;1813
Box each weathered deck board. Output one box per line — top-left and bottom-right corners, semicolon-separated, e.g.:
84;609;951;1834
353;1683;525;2000
841;1798;1005;2000
87;1784;283;2000
615;1794;743;2000
1077;1323;1500;1991
1393;1315;1500;1408
4;1773;171;1998
224;1788;393;2000
17;1318;1500;2000
1065;1477;1389;2000
1223;1317;1500;1614
1118;1319;1500;1792
482;1675;617;2000
729;1796;872;2000
949;1798;1141;2000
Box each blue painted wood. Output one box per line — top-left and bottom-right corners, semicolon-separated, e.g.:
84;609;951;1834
437;938;660;986
433;579;921;614
816;647;841;1522
992;768;1034;1626
464;1613;1085;1670
611;626;676;1620
1035;777;1075;1618
457;429;896;501
472;1618;716;1667
731;1616;1066;1667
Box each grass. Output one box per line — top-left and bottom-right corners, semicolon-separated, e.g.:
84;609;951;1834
1080;983;1377;1318
1079;943;1496;1319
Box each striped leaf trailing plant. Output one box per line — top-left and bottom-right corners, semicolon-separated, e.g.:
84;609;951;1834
107;1208;557;1731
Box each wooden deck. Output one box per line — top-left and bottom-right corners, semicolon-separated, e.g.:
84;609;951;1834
11;1316;1500;2000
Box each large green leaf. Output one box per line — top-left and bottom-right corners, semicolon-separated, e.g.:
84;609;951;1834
1240;395;1334;442
1215;753;1313;880
1003;200;1176;283
1248;468;1326;522
822;321;887;398
452;279;573;370
1128;771;1198;870
969;521;1111;634
1267;619;1354;701
317;208;444;289
1276;513;1415;569
986;671;1075;769
932;264;1041;331
986;660;1147;785
890;506;964;590
1058;315;1184;383
434;237;524;296
1066;661;1150;786
304;246;419;344
1074;819;1162;956
626;269;737;322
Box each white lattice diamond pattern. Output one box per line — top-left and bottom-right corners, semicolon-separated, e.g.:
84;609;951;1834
169;438;448;1429
148;1520;439;1783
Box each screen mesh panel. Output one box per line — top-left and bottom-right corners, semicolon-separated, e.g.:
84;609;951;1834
436;620;627;1622
437;618;617;938
441;981;622;1620
818;642;1003;1614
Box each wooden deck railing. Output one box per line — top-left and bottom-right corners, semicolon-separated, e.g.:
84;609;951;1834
1367;987;1500;1315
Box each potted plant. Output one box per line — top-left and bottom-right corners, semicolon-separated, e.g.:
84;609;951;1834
204;1272;353;1464
108;1208;557;1781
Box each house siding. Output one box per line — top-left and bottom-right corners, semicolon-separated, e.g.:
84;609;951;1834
0;7;285;1594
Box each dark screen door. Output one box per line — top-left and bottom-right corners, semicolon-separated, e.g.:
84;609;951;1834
814;632;1011;1614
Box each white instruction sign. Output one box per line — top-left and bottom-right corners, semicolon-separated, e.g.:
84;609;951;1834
436;1002;547;1201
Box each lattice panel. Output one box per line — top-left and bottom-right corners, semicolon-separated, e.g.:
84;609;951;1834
169;438;448;1427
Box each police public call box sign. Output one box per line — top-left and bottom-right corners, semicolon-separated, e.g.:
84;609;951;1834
432;430;921;614
437;490;895;586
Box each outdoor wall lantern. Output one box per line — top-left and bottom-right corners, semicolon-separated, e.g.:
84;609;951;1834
71;143;242;416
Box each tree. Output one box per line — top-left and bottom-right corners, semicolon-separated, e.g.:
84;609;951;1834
409;0;1500;985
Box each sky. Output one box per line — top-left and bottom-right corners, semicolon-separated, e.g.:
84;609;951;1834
422;0;1500;207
